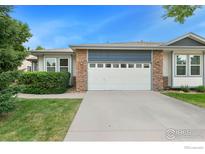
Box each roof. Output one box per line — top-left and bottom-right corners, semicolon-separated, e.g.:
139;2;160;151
70;42;162;50
26;55;37;61
31;48;73;55
30;32;205;55
70;32;205;50
165;32;205;46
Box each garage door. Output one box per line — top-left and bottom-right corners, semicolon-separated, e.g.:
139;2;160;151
88;63;151;90
87;50;152;90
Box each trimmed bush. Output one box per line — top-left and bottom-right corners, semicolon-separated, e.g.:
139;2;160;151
180;85;190;92
18;72;70;94
194;85;205;92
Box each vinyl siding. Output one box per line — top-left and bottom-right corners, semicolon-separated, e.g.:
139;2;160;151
88;50;151;62
169;37;205;46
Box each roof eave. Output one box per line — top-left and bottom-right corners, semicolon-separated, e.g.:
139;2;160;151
30;51;73;56
71;45;205;51
165;33;205;46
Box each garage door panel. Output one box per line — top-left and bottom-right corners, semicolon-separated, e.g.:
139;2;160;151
88;64;151;90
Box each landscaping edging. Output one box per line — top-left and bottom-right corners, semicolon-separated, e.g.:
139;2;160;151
17;92;85;99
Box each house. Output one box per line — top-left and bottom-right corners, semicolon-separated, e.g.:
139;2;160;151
18;55;37;72
31;32;205;91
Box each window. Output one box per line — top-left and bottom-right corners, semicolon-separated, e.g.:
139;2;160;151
105;64;111;68
60;59;69;72
46;58;56;72
90;63;96;68
143;64;149;68
113;64;119;68
136;64;142;68
176;55;187;76
190;55;200;76
97;64;103;68
121;64;127;68
128;64;134;68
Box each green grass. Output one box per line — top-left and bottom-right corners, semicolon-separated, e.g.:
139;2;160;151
164;93;205;108
0;99;81;141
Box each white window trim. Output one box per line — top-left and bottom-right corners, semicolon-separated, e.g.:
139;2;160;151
189;55;202;76
59;58;69;72
89;63;96;68
175;54;187;76
45;58;57;72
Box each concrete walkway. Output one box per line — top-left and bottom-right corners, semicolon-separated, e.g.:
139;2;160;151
65;91;205;141
17;92;85;99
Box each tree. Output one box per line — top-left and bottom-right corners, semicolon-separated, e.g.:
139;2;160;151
0;6;32;73
163;5;202;24
35;45;44;50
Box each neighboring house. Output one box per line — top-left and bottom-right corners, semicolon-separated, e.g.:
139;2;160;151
31;32;205;91
18;55;37;72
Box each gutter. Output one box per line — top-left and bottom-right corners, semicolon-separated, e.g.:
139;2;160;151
70;45;205;51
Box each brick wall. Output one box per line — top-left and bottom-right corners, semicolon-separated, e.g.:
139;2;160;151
153;50;163;91
163;76;169;89
75;49;88;91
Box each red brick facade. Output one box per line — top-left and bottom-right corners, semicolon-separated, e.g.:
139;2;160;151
163;76;169;89
75;49;88;92
152;50;164;91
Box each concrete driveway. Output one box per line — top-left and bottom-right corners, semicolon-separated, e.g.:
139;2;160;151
65;91;205;141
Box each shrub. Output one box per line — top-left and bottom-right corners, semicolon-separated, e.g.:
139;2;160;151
0;71;21;91
0;87;18;114
180;85;190;92
194;85;205;92
18;72;70;94
0;71;20;114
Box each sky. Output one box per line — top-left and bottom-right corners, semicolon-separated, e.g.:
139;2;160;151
11;5;205;49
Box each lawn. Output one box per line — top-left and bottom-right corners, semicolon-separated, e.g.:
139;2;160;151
164;92;205;108
0;99;81;141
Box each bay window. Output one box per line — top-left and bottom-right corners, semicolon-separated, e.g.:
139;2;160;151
176;55;187;76
190;55;201;76
46;58;56;72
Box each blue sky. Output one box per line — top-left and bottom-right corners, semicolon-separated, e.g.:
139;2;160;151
12;5;205;49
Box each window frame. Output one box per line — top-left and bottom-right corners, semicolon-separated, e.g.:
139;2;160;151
97;63;104;68
175;54;187;76
59;58;69;72
45;58;57;72
143;63;150;68
113;63;119;68
120;64;127;68
128;64;134;68
136;63;142;68
89;63;96;68
189;55;201;76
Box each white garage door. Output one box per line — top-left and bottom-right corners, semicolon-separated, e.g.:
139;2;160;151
88;63;151;90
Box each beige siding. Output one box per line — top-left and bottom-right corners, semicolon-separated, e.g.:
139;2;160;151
163;52;172;86
163;52;169;76
72;55;76;76
168;52;172;86
38;55;44;71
